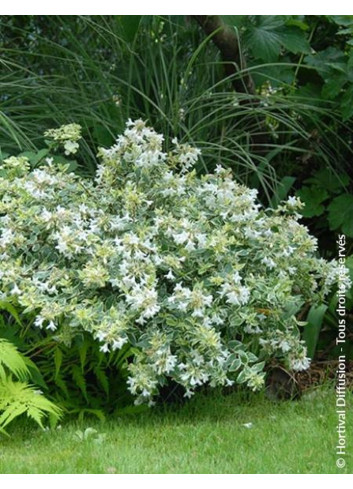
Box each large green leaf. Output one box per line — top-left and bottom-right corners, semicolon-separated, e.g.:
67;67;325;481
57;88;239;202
296;186;329;217
328;194;353;236
0;339;29;382
270;176;296;208
245;16;310;62
303;304;328;359
0;301;22;326
221;16;246;28
0;379;62;434
304;47;346;77
245;16;284;61
322;75;347;99
304;168;349;193
280;27;311;54
330;15;353;27
119;16;142;43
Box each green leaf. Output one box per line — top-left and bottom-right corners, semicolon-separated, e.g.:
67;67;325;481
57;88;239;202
221;16;247;28
252;62;295;87
0;403;27;432
246;17;310;61
245;16;284;61
304;168;349;193
54;373;69;398
280;27;311;54
19;148;49;167
225;354;242;372
322;76;347;99
92;126;114;147
23;357;47;390
0;339;29;382
94;366;109;395
328;194;353;236
0;301;22;326
252;361;265;373
304;47;346;77
303;304;328;358
78;340;89;373
271;176;296;207
296;186;329;217
330;15;353;27
285;18;309;31
119;16;142;43
340;84;353;120
71;365;88;401
54;348;63;380
236;370;248;384
0;379;62;434
72;408;105;422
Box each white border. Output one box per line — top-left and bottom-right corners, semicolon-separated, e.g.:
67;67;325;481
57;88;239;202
1;474;352;484
1;3;353;15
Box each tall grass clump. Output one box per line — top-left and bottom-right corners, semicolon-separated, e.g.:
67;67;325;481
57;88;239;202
1;15;352;204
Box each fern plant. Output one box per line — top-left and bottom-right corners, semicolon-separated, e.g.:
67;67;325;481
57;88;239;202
0;338;62;435
0;337;28;381
1;298;137;423
33;334;136;421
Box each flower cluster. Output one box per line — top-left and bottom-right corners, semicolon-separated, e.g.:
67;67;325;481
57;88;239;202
44;123;82;155
1;120;349;405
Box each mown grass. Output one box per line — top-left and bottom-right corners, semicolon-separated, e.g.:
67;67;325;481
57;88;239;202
0;385;351;474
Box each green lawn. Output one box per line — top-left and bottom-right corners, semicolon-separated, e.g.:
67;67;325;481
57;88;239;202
0;386;351;474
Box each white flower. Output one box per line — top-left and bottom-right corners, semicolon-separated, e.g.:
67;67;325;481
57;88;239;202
46;320;57;331
173;231;189;245
219;281;250;306
112;337;128;350
262;257;276;269
100;343;110;353
287;196;297;206
34;316;45;328
290;356;311;371
165;270;175;280
0;228;15;247
96;331;107;342
11;284;21;296
41;209;53;222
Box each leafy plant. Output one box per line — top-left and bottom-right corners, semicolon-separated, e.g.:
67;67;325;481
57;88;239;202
0;338;62;435
328;194;353;237
1;292;134;426
294;168;353;246
1;15;352;207
0;120;350;406
33;335;135;420
73;427;106;443
0;338;28;380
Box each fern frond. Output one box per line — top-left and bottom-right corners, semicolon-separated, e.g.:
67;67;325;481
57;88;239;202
0;300;22;325
93;365;109;396
0;378;62;435
71;365;88;401
0;338;29;381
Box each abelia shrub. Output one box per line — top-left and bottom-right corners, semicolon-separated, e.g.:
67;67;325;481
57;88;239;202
0;120;350;404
